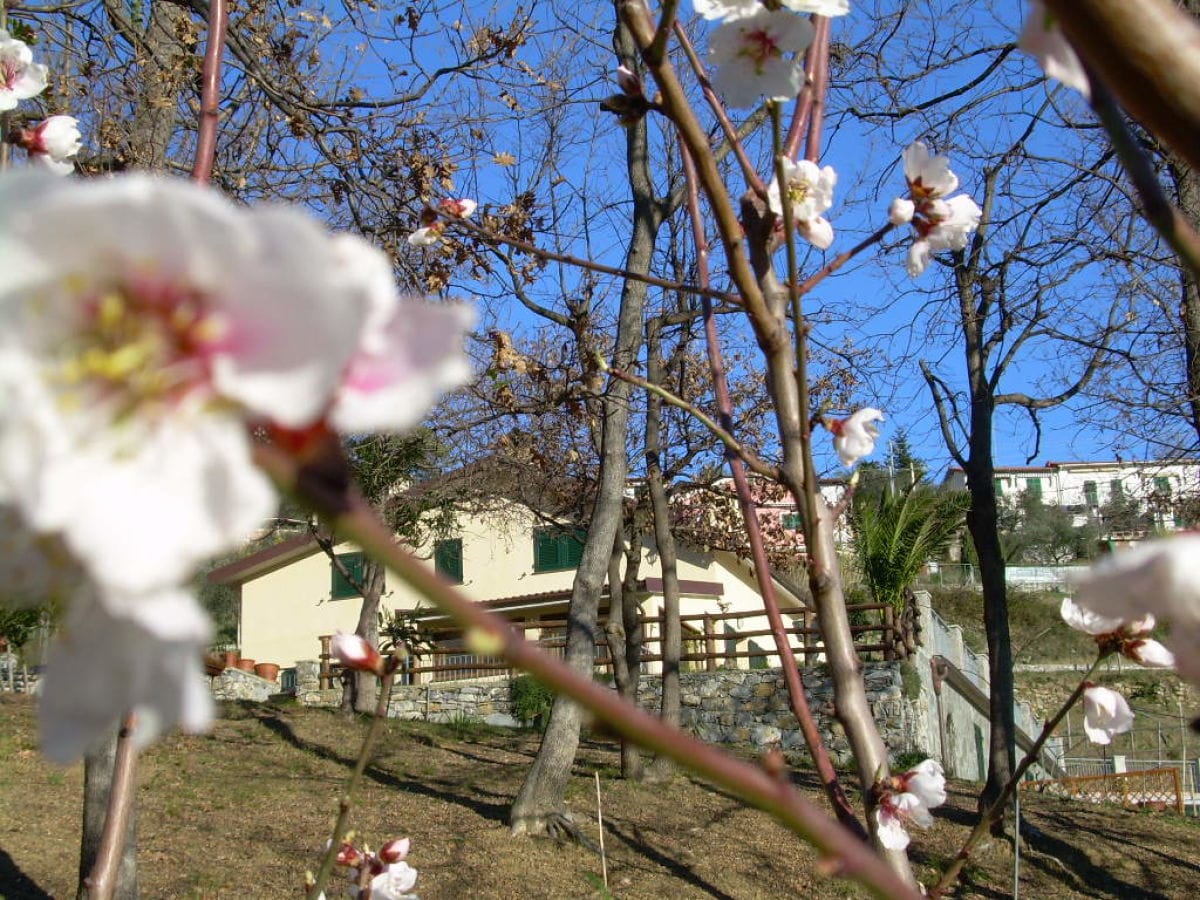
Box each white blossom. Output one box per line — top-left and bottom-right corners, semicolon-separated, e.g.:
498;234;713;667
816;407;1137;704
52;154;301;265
1018;1;1090;98
407;197;476;247
888;197;914;226
707;9;813;108
331;631;383;675
0;172;472;758
829;407;884;468
0;29;48;111
27;115;81;176
893;144;982;277
768;158;837;249
694;0;849;19
1073;535;1200;686
37;581;213;763
367;861;419;899
328;235;473;434
1082;685;1134;745
873;759;945;850
1060;596;1174;668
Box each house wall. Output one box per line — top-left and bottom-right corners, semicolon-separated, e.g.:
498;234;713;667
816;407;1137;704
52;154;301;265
237;506;809;670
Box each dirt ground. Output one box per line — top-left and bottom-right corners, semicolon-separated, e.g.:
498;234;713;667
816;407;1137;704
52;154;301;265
1;694;1199;899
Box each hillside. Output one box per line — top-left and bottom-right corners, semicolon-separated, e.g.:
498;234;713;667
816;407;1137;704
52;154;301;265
2;695;1199;898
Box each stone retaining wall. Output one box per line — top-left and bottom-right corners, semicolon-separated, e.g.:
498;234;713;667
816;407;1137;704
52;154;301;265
365;662;926;761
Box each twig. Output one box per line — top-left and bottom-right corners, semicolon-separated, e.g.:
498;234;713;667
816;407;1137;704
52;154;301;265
930;654;1108;897
680;136;864;837
594;772;608;890
252;440;923;900
307;669;396;900
190;0;227;185
448;217;739;306
1087;76;1200;284
83;711;138;900
602;362;781;482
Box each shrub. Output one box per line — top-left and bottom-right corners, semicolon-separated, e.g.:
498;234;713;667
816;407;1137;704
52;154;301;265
510;674;555;730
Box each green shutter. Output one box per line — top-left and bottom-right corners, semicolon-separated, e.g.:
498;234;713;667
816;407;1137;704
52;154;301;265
993;478;1004;497
435;538;463;583
563;529;586;567
1083;481;1098;506
1154;476;1172;495
1110;479;1124;497
331;552;365;599
534;528;586;572
782;512;803;530
1025;477;1042;498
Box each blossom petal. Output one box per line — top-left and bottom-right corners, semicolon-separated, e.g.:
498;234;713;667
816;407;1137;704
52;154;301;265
1082;685;1134;745
38;588;213;764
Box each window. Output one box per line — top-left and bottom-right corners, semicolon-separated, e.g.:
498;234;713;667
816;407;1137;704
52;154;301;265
1083;480;1098;506
1110;478;1124;497
1154;476;1172;495
1025;477;1042;499
434;538;463;584
782;512;803;530
331;551;366;599
533;527;586;572
993;477;1004;496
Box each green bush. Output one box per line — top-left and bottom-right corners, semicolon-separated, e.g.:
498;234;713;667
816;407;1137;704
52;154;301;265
510;674;555;730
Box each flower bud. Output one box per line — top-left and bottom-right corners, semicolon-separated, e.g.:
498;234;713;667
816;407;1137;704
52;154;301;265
379;836;410;863
331;632;384;675
887;197;914;226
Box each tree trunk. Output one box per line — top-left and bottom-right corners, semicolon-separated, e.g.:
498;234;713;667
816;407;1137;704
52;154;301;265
644;327;682;784
351;558;386;714
965;423;1017;825
1172;0;1200;447
603;523;643;779
509;7;658;835
77;726;137;900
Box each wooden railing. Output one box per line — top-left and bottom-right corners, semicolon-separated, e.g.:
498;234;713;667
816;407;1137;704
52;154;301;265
399;601;914;684
1022;767;1184;815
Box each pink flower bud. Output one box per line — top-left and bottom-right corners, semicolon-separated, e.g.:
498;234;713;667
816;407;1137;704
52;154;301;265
379;836;410;863
331;632;383;675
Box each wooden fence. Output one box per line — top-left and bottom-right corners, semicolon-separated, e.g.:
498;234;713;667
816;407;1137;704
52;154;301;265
394;601;915;684
1022;767;1184;815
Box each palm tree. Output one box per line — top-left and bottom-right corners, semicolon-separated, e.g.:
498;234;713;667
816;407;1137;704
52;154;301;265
851;483;969;609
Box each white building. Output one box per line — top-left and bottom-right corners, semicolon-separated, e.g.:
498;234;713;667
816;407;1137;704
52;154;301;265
943;459;1200;535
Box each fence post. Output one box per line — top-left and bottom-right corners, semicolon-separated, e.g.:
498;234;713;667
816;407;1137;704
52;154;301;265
704;614;716;672
883;605;896;661
318;634;333;689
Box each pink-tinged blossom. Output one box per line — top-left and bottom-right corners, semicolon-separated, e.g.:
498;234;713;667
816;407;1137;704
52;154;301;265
1082;685;1134;745
27;116;81;176
366;861;419;899
0;172;472;758
893;143;982;277
707;9;813;108
331;631;384;675
768;158;837;249
407;197;476;247
694;0;849;18
1019;1;1090;99
378;837;411;864
329;235;473;435
38;583;213;763
828;407;884;468
1073;535;1200;687
0;29;47;111
615;64;643;97
873;759;945;850
1060;596;1174;669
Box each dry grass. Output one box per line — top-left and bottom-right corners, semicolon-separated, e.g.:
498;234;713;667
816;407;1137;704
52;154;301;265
2;694;1199;899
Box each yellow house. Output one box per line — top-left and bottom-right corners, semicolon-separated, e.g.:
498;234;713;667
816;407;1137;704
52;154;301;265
209;500;816;682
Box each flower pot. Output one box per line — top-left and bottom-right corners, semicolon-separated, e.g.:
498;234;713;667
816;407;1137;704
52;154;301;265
222;650;241;670
235;658;257;672
254;662;280;682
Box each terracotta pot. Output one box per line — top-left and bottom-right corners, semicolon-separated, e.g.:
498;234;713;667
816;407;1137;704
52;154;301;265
254;662;280;682
222;650;240;670
235;658;257;672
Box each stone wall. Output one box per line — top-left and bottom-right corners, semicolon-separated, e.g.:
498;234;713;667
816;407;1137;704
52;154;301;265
211;667;281;703
363;663;925;764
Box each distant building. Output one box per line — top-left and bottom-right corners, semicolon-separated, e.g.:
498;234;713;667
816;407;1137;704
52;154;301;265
943;459;1200;538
